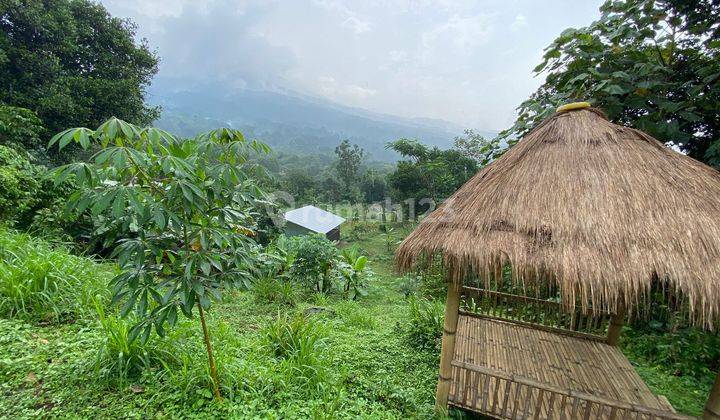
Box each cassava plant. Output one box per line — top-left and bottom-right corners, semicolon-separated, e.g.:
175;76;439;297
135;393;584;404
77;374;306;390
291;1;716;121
49;117;270;399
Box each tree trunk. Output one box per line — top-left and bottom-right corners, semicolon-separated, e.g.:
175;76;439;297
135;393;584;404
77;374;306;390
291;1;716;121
198;302;222;400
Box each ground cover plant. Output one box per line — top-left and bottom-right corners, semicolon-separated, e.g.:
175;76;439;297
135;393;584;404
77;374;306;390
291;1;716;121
0;220;716;417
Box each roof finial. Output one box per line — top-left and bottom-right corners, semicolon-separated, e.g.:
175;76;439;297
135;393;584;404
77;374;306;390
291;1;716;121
557;102;591;113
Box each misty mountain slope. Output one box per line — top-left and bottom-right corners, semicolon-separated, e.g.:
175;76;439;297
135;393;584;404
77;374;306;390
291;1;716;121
149;82;497;161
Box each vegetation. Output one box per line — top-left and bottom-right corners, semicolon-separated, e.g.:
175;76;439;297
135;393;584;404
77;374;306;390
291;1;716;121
0;0;159;164
51;117;271;399
0;0;718;417
506;0;720;167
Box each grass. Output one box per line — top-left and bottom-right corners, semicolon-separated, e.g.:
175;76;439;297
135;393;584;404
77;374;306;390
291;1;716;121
0;221;714;418
0;227;114;322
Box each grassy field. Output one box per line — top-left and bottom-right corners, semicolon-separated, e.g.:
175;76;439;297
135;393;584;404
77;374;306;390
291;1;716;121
0;223;712;418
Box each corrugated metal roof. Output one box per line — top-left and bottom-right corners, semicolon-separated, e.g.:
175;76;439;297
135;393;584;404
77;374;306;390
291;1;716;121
283;205;345;234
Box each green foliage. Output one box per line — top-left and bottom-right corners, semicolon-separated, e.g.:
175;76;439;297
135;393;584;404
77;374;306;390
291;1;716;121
261;313;329;389
506;0;720;167
0;227;112;321
51;117;271;398
623;320;720;380
0;105;48;163
0;0;159;164
453;128;502;166
406;297;444;350
337;246;370;300
252;277;297;307
334;139;365;201
94;301;179;385
288;234;338;293
0;145;39;222
0;144;89;243
386;139;477;217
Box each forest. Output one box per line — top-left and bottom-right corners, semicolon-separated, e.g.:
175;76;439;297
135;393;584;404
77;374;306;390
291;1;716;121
1;0;719;418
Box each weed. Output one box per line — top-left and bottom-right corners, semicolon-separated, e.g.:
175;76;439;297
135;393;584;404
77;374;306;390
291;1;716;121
94;302;179;385
407;297;444;349
252;276;297;306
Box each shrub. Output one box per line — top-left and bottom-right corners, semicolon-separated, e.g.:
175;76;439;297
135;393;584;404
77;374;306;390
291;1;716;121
0;145;40;223
0;228;112;321
407;297;444;349
288;235;337;293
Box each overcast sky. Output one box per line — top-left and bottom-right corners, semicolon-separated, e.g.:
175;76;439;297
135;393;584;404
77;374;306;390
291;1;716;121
100;0;603;131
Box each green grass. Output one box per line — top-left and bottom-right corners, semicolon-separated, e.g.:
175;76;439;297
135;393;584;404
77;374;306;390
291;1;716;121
0;227;114;322
0;221;714;418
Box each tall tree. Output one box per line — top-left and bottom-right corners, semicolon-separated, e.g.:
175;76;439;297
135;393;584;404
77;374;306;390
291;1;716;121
453;129;502;167
504;0;720;167
386;139;477;218
334;139;365;200
0;0;159;163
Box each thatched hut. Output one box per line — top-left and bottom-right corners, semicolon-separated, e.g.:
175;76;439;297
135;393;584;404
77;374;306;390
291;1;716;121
396;103;720;419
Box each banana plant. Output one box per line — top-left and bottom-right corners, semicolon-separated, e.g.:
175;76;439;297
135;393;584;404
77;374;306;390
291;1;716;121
338;247;370;300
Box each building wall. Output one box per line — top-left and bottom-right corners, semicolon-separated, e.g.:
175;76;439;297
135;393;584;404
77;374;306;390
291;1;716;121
284;221;313;237
284;221;341;241
326;227;340;241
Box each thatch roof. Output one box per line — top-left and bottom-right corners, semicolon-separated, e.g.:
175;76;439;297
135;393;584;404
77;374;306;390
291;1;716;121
396;106;720;327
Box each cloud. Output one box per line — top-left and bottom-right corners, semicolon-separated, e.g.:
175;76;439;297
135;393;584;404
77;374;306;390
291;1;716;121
100;0;603;130
510;14;527;31
317;76;377;103
110;0;297;88
313;0;371;35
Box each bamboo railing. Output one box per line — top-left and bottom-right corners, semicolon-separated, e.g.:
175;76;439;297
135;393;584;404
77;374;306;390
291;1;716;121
460;286;611;339
449;361;690;420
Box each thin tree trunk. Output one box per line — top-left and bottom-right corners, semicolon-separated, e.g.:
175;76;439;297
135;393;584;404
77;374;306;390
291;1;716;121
198;302;222;400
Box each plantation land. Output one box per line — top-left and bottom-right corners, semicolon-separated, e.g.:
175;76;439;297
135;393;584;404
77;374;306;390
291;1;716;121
0;223;713;418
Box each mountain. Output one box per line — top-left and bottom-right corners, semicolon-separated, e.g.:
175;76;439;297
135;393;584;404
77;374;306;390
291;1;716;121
148;79;497;162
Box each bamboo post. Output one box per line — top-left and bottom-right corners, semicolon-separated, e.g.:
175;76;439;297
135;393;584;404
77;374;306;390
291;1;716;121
435;282;462;413
606;305;626;346
704;373;720;419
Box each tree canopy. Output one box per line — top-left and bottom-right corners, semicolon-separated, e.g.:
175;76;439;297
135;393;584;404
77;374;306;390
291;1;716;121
0;0;159;163
386;139;477;218
504;0;720;167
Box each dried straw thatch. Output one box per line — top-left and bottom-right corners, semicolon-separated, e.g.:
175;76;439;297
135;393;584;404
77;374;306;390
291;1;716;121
396;107;720;327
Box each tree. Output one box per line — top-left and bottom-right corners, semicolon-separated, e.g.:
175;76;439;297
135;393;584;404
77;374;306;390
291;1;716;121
51;118;271;400
453;129;502;167
386;139;477;219
503;0;720;167
360;169;387;203
1;0;159;163
0;105;47;160
334;139;365;197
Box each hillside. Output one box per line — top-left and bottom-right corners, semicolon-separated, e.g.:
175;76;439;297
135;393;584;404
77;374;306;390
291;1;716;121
148;79;497;162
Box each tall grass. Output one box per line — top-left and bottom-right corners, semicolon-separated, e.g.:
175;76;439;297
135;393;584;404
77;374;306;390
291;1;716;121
261;313;329;390
94;301;180;385
407;297;444;349
0;227;113;321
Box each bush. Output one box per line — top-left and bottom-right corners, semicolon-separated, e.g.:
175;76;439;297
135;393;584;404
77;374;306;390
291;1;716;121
407;297;444;349
0;105;47;163
288;235;337;293
0;228;113;322
0;145;40;223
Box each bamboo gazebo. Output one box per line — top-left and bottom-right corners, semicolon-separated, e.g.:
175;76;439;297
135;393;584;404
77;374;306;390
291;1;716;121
396;103;720;419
